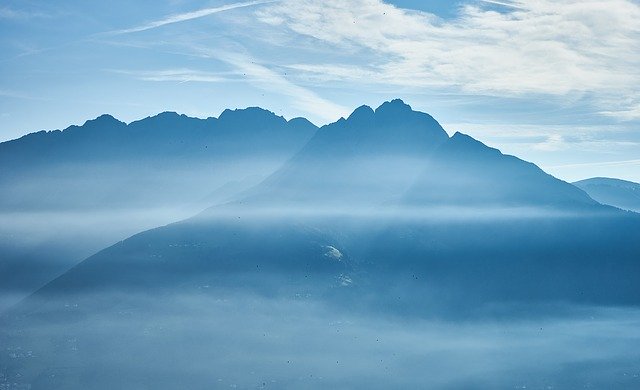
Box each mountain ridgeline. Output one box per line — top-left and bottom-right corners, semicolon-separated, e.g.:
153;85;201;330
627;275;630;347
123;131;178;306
2;99;640;389
0;107;316;313
0;107;316;211
239;99;600;210
19;99;639;305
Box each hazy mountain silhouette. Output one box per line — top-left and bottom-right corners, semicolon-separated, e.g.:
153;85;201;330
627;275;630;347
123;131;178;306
0;107;316;211
3;100;640;390
0;107;316;312
574;177;640;213
244;99;449;207
16;99;636;306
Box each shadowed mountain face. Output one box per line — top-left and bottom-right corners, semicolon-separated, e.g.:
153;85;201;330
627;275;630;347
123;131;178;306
2;100;640;389
574;177;640;212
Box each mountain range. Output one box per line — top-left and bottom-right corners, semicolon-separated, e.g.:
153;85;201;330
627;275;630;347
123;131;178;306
1;99;639;389
10;99;638;304
0;107;315;311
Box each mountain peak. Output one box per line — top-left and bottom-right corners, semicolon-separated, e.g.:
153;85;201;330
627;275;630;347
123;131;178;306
155;111;181;119
219;106;283;120
347;105;375;122
446;132;499;154
450;131;479;143
287;117;318;130
375;98;411;115
82;114;124;127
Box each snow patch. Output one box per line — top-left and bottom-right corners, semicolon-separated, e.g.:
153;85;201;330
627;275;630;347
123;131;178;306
324;245;343;261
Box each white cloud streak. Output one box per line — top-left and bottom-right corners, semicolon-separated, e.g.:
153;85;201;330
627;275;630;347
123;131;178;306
550;159;640;169
112;68;232;83
479;0;525;9
0;7;51;19
256;0;640;119
192;48;350;123
111;0;276;34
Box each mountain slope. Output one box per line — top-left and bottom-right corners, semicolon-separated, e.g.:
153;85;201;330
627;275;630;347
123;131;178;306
574;177;640;212
243;99;449;207
404;132;601;209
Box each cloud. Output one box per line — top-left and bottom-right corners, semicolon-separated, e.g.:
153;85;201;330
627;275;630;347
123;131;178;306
110;0;277;34
533;134;567;151
600;104;640;121
549;159;640;169
0;7;51;19
256;0;640;119
479;0;525;9
192;47;350;123
111;68;233;83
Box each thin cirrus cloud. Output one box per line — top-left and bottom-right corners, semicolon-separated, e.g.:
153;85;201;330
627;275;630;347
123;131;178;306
255;0;640;120
111;68;233;83
192;48;351;123
109;0;277;35
478;0;525;9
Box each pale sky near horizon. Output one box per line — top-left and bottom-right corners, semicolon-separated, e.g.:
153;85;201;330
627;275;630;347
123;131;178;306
0;0;639;182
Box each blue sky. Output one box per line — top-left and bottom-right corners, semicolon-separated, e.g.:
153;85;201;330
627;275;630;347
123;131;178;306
1;0;639;181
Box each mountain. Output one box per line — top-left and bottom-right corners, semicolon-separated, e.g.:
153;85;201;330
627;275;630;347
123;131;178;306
0;107;316;211
404;132;600;209
3;100;640;389
245;99;449;207
16;99;633;305
574;177;640;213
0;107;316;312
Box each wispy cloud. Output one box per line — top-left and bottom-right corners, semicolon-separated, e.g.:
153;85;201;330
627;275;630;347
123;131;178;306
192;48;350;123
478;0;525;9
256;0;640;119
0;6;51;19
111;68;234;83
550;159;640;169
110;0;276;35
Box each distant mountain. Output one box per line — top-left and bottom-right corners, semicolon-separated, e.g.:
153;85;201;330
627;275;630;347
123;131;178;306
0;107;316;312
0;108;316;211
574;177;640;213
5;100;640;389
18;100;633;307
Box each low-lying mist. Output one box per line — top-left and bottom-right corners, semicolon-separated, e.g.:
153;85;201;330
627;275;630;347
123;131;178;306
0;159;273;313
2;291;639;389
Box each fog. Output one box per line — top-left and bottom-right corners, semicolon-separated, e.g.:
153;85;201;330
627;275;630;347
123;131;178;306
2;291;639;389
0;159;273;312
